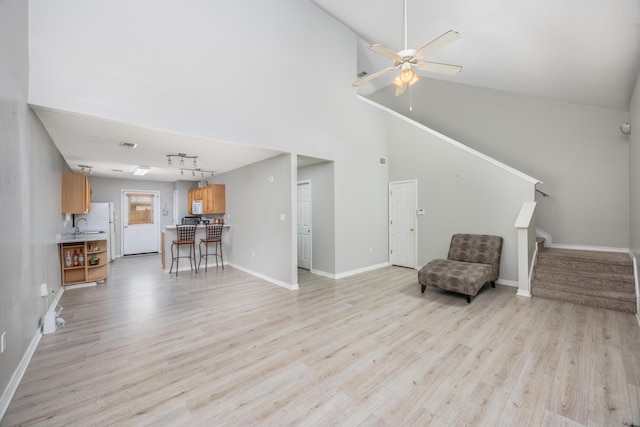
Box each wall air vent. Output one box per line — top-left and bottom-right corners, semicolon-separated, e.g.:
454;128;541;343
379;157;387;166
120;141;137;149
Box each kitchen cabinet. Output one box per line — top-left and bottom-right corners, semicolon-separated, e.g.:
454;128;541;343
61;172;91;214
60;239;108;286
188;184;225;214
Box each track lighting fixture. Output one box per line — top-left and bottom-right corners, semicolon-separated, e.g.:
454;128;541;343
166;153;213;178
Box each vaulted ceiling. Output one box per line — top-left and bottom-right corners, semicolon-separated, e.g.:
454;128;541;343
312;0;640;111
32;1;640;182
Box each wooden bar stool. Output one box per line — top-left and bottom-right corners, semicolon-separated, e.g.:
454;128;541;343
199;223;224;271
170;224;197;276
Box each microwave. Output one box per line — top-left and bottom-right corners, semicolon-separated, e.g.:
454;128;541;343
181;216;201;225
192;200;203;214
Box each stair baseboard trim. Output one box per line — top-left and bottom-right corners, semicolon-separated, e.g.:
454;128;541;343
517;289;531;297
543;243;629;253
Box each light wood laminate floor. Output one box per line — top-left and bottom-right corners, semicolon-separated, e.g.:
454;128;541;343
2;255;640;426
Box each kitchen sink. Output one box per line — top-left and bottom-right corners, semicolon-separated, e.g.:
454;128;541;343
73;230;106;235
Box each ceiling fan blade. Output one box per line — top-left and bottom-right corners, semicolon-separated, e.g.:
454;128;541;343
369;44;402;63
416;61;462;75
352;66;397;87
414;30;460;59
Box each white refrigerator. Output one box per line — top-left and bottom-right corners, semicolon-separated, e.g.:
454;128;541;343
75;202;116;262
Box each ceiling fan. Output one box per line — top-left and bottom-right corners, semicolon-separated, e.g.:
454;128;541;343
352;0;462;96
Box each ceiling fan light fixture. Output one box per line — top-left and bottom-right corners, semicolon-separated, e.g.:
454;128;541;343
399;67;415;83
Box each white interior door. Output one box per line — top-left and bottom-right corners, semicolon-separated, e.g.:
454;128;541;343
122;190;160;255
297;182;311;270
389;180;417;268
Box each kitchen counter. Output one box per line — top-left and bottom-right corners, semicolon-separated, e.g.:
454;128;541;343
162;224;230;272
58;231;108;243
164;224;230;229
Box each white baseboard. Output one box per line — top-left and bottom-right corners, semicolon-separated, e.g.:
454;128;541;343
497;278;518;288
309;262;391;280
228;263;299;290
516;289;532;297
309;268;336;279
0;330;42;421
333;262;391;280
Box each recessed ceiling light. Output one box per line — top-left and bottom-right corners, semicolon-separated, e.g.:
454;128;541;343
133;166;150;176
120;141;137;149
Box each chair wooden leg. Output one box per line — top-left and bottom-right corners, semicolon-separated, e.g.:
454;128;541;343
170;243;175;274
466;295;472;303
192;243;197;273
491;281;495;288
205;242;209;272
219;241;223;269
421;284;426;293
175;244;179;276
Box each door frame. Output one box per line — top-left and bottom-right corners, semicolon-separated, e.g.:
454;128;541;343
388;180;418;269
120;189;161;256
297;180;312;270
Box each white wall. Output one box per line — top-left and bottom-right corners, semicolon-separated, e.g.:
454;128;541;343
28;0;390;279
216;155;295;286
371;78;630;248
0;0;70;415
387;114;537;282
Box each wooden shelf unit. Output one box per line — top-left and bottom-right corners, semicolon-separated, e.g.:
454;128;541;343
60;239;108;286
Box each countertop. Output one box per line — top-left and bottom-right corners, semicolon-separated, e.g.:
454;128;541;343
164;224;230;230
58;232;108;244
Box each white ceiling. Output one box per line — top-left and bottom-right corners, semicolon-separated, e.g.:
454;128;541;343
312;0;640;111
33;106;283;182
32;1;640;183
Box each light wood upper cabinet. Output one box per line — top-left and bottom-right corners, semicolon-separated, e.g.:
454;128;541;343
61;172;91;214
188;184;225;214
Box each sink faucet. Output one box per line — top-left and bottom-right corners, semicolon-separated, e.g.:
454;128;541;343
75;218;88;234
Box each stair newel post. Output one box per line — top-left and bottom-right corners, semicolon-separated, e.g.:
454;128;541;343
514;201;537;297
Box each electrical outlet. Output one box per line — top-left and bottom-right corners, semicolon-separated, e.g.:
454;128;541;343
1;332;6;353
40;283;48;297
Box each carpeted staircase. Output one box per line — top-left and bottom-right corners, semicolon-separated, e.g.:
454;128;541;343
532;242;637;314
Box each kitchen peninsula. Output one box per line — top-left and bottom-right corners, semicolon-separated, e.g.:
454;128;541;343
161;224;230;272
58;233;109;286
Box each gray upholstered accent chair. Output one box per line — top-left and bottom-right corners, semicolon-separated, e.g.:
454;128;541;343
418;234;503;303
